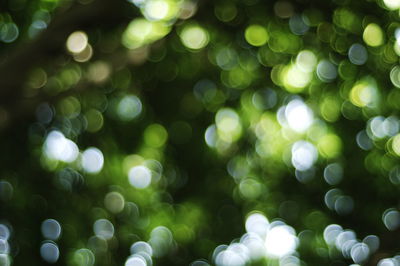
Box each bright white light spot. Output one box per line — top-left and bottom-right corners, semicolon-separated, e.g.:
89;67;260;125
144;0;169;20
125;255;147;266
228;243;249;263
240;233;266;260
296;50;317;72
130;241;153;256
215;108;242;142
81;147;104;174
245;213;269;237
205;124;218;147
40;242;59;263
129;0;145;7
323;224;343;245
117;95;142;121
383;0;400;10
215;249;246;266
369;116;386;139
383;116;399;136
280;255;300;266
283;64;312;90
213;245;228;263
148;226;173;257
150;226;173;242
216;108;240;133
396;29;400;47
342;239;357;259
265;225;298;258
378;258;397;266
291;141;318;171
93;219;114;240
363;235;380;253
351;243;370;264
335;230;356;250
285;99;313;133
128;166;152;189
41;219;61;241
66;31;88;54
44;131;79;163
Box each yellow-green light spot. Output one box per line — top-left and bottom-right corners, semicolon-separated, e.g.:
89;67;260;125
296;50;317;73
333;8;360;34
123;154;145;174
173;224;194;243
122;18;171;49
144;124;168;148
104;192;125;214
390;66;400;88
392;134;400;156
320;96;341;122
363;23;384;47
245;25;269;47
214;3;237;22
394;40;400;57
71;249;95;266
180;25;209;50
85;109;104;133
143;0;179;21
215;108;242;142
239;179;262;200
349;80;377;108
318;134;342;158
281;64;312;93
28;68;47;89
58;96;81;118
223;67;252;89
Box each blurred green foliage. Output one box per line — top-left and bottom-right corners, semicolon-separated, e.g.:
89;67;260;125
2;0;400;265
